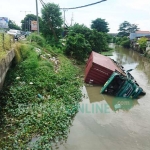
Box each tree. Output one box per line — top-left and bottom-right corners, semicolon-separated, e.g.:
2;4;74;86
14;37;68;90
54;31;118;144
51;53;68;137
65;33;91;61
138;37;147;53
89;30;108;52
120;39;130;48
118;21;139;37
69;23;91;40
41;3;63;42
8;20;21;30
91;18;109;33
69;23;109;52
115;36;130;48
21;14;42;31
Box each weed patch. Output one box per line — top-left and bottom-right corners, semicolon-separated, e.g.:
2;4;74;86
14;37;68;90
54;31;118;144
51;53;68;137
0;43;82;149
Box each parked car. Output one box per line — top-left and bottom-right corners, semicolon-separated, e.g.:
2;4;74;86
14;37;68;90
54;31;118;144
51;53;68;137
25;31;31;37
7;29;22;41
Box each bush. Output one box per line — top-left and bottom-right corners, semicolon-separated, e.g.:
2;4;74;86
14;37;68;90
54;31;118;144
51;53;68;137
138;37;147;53
13;43;35;64
115;36;130;48
65;33;91;61
68;24;109;53
0;42;82;149
89;30;109;52
27;33;45;47
120;39;130;48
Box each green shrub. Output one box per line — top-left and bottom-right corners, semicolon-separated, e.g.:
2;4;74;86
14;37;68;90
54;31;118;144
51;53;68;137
13;43;35;64
20;44;34;59
13;43;22;64
138;37;147;53
27;33;45;47
120;39;130;48
68;24;109;53
65;33;91;61
0;44;82;149
21;52;39;70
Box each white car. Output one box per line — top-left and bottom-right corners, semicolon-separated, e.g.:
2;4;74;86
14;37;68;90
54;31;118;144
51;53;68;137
7;29;22;41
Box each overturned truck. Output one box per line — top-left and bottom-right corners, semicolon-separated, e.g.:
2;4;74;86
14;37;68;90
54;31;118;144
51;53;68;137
84;51;146;98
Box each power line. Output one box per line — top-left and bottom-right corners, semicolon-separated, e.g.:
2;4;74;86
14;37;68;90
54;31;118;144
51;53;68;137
60;0;107;10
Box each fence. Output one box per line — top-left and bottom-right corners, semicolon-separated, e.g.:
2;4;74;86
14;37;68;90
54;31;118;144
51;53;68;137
0;33;12;51
0;33;15;89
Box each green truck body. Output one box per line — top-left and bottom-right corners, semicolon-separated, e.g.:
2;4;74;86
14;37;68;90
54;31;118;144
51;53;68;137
101;71;145;99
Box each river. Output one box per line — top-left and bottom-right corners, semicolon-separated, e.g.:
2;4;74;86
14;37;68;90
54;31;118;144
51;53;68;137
58;45;150;150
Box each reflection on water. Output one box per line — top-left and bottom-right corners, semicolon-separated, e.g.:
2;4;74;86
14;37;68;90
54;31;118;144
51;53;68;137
86;85;139;112
85;46;148;112
111;46;150;84
59;45;150;150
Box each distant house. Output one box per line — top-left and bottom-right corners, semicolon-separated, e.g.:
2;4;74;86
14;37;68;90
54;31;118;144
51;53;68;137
129;31;150;40
130;31;150;51
108;33;117;37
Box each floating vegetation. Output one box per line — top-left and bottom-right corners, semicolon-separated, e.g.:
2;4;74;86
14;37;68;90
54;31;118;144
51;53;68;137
0;43;82;149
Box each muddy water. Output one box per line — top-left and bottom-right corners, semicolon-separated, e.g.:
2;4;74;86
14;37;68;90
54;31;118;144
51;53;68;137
58;46;150;150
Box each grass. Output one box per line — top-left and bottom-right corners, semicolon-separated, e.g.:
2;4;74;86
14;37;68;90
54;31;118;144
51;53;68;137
101;49;114;56
0;33;12;60
0;51;7;60
0;42;82;149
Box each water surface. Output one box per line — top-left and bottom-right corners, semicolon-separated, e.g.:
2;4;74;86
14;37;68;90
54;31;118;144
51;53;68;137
58;46;150;150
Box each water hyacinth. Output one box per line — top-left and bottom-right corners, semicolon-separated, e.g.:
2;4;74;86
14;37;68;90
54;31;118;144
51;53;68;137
0;43;82;149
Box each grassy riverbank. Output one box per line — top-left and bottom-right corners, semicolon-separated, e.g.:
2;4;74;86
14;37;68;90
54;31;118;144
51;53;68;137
0;41;82;149
0;33;12;60
101;49;114;56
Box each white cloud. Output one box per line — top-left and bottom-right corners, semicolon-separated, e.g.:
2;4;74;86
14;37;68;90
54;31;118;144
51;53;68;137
124;0;150;11
0;0;150;32
135;19;150;31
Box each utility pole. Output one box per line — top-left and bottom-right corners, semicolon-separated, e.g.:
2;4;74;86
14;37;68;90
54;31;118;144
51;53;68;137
28;18;30;31
71;13;74;26
36;0;39;34
20;11;31;31
63;9;68;28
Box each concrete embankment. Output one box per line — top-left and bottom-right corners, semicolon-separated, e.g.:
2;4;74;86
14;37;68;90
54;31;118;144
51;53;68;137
0;50;15;90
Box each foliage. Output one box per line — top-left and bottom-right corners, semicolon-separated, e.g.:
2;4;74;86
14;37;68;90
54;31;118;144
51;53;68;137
91;18;109;33
0;33;11;52
13;43;22;64
21;14;42;31
41;3;63;43
69;24;91;39
27;33;45;47
89;30;109;52
118;21;139;37
138;37;147;53
8;20;21;30
101;49;114;56
65;33;91;61
106;34;113;43
67;23;109;60
120;39;130;48
115;36;130;48
113;36;116;43
0;42;82;149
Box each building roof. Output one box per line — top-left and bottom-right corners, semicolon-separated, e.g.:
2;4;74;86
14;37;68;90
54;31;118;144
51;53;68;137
135;31;150;34
130;31;150;40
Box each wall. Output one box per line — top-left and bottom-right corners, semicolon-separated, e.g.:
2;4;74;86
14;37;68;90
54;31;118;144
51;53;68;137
0;50;15;90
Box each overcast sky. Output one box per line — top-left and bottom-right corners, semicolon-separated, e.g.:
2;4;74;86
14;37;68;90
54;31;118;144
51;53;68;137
1;0;150;32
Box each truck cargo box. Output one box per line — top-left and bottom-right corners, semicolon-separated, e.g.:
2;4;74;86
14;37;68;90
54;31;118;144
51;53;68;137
84;51;125;85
